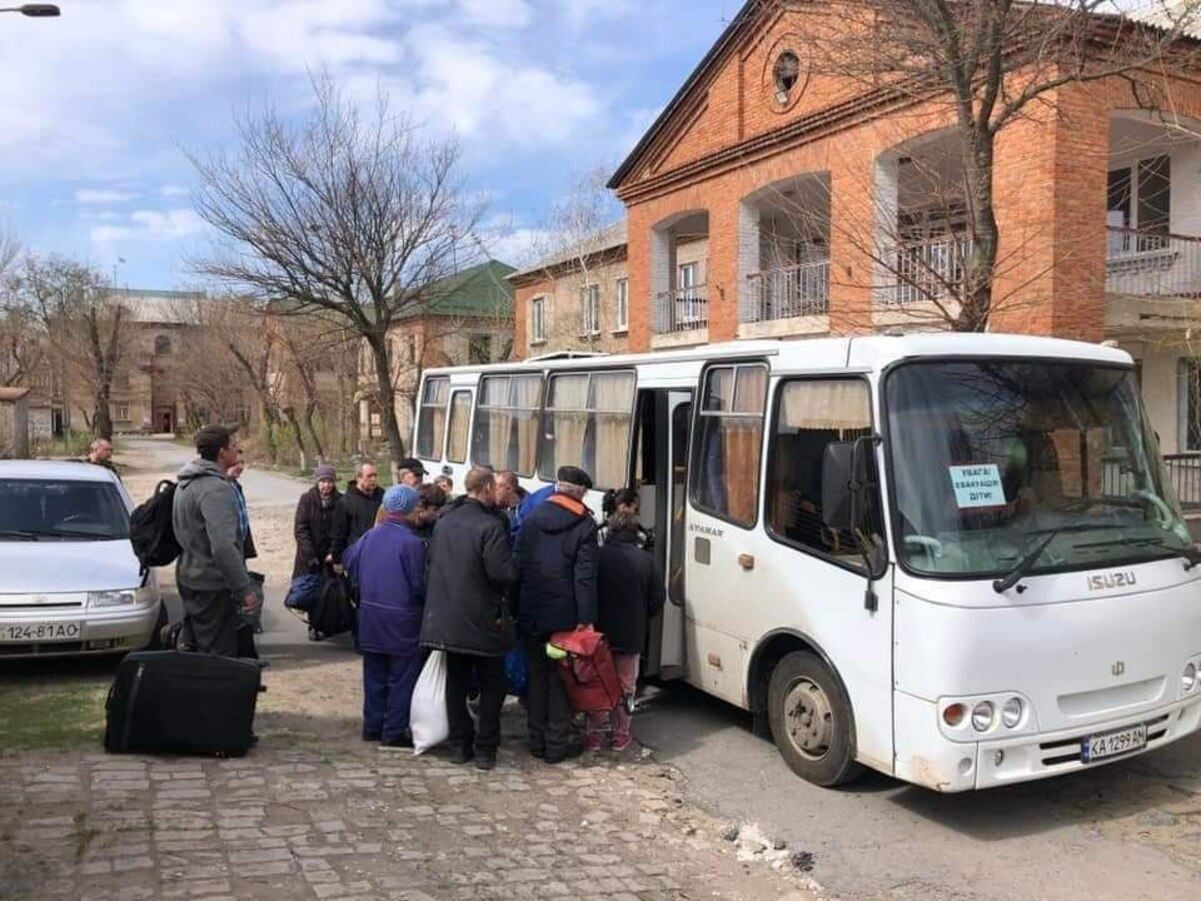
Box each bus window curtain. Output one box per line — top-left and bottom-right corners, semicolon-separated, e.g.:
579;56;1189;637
514;376;542;475
592;373;635;489
549;374;589;475
447;393;470;462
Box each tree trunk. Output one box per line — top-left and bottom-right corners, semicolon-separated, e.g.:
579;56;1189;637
283;406;308;472
957;126;1000;332
369;335;405;476
93;386;113;441
303;400;325;460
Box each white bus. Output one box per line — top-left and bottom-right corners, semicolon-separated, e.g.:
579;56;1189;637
412;333;1201;791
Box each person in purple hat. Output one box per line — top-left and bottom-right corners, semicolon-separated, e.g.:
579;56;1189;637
341;484;427;748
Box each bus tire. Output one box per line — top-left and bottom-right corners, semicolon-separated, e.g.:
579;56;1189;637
767;650;863;787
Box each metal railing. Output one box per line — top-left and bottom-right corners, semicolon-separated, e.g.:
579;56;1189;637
1106;227;1201;297
652;285;708;334
1164;453;1201;510
881;234;974;307
742;260;829;322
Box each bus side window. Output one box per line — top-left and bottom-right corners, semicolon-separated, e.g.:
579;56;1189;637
767;379;877;566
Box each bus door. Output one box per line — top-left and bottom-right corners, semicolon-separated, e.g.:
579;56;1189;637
638;388;692;679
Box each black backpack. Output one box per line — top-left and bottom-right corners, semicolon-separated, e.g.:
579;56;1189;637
130;480;181;569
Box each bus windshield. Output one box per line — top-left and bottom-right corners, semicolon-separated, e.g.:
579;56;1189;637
886;359;1193;578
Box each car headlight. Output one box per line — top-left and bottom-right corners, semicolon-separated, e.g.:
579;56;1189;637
1183;663;1197;694
1001;697;1024;729
971;701;995;732
88;587;155;609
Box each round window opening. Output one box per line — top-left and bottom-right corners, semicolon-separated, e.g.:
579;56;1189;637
773;50;801;105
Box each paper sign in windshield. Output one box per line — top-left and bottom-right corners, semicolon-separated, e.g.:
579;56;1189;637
949;464;1005;508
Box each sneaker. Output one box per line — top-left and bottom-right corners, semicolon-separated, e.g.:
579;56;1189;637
528;746;545;759
474;751;496;771
611;736;634;753
448;745;475;765
545;744;584;764
362;730;381;742
584;735;605;752
307;627;324;642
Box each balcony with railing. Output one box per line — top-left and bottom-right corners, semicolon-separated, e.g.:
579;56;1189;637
741;259;829;324
1106;227;1201;297
878;234;973;308
1163;453;1201;512
652;285;708;336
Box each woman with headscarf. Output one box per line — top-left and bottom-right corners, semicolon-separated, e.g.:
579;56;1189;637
293;464;341;577
341;485;427;749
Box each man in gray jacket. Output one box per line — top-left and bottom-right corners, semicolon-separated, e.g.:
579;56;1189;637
173;425;259;656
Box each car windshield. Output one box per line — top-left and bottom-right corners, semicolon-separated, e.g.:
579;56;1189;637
0;478;130;541
886;360;1193;577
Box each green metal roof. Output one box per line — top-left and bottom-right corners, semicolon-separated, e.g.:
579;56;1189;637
402;259;516;320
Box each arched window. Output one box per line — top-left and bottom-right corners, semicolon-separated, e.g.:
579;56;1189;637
154;335;172;355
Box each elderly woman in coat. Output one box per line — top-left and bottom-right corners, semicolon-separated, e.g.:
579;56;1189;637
342;485;426;749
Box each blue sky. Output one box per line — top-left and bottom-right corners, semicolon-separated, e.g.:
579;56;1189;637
0;0;737;291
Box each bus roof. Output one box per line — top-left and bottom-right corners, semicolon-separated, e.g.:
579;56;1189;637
423;333;1132;380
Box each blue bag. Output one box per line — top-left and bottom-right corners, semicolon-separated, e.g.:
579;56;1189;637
283;573;323;612
505;641;530;697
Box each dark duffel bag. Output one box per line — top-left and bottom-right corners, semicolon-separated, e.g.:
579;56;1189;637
308;572;356;638
104;651;263;756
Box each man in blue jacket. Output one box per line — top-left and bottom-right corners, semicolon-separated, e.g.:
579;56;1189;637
342;485;426;749
516;465;598;763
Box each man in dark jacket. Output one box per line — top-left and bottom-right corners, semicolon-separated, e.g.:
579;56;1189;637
591;511;665;751
515;465;599;763
293;464;341;576
172;425;259;656
330;462;383;562
420;467;518;770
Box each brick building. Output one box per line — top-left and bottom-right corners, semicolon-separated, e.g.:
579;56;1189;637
357;259;515;443
512;0;1201;462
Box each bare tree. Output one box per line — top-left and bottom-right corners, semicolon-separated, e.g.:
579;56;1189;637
789;0;1201;330
8;255;126;439
187;75;484;477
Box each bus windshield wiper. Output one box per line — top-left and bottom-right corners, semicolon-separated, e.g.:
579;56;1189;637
0;529;39;541
38;528;111;540
1074;535;1201;571
993;523;1120;594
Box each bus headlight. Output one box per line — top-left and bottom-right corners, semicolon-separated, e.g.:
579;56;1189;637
1001;697;1024;728
1183;663;1197;693
971;701;995;732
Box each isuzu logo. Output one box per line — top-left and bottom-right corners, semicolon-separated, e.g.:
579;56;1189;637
1087;571;1137;591
1112;661;1126;677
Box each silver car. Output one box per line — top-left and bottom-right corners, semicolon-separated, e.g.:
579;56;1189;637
0;460;164;658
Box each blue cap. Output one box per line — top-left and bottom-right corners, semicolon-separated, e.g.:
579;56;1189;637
382;484;419;515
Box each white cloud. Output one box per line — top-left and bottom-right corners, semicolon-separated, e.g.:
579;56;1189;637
458;0;532;29
75;189;138;205
90;208;208;244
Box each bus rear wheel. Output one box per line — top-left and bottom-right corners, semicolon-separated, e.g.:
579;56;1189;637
767;651;863;787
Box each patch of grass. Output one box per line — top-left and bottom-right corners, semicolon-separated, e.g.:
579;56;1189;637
0;681;107;752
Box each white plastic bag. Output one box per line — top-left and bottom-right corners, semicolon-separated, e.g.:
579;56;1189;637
410;650;449;755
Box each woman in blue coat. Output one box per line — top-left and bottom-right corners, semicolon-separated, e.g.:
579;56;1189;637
342;484;426;749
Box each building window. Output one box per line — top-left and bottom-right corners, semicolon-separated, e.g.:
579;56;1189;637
468;334;491;365
154;335;171;355
1108;155;1171;253
530;296;547;344
415;376;450;460
471;373;542;475
112;402;131;422
615;278;629;332
581;284;600;336
691;363;768;527
446;390;472;464
677;262;702;323
773;50;800;104
766;379;880;570
538;370;636;490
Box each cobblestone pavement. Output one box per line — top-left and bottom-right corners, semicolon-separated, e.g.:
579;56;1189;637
0;710;815;900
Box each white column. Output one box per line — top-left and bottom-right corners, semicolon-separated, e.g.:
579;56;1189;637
737;200;761;323
874;156;900;307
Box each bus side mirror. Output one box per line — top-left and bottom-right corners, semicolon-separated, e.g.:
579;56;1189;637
821;441;856;532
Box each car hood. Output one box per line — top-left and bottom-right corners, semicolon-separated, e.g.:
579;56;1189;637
0;540;142;594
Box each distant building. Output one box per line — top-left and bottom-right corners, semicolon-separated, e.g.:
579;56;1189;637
357;260;515;443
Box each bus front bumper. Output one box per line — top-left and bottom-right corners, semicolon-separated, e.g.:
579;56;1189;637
893;691;1201;792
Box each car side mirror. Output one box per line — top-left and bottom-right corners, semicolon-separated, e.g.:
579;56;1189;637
821;441;856;532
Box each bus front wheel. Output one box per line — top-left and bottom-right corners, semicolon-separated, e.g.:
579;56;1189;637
767;651;863;787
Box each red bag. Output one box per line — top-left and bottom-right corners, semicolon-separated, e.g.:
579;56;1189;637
549;627;623;713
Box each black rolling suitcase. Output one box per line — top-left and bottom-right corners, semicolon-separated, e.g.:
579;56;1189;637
104;651;263;756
